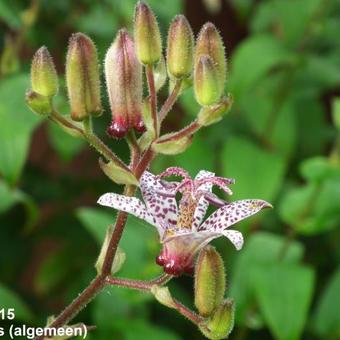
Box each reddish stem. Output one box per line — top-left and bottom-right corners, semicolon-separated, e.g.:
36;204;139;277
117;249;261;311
106;273;172;291
159;79;182;122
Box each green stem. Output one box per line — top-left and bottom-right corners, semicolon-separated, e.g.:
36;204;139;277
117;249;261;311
146;65;158;137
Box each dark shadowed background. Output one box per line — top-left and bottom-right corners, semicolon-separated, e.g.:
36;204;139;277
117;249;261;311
0;0;340;339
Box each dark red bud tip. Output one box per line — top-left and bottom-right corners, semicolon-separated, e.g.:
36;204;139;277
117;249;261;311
163;262;183;277
156;254;165;266
107;119;128;138
133;117;146;133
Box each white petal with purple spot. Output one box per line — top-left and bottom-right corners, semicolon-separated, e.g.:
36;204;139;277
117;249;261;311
97;193;160;231
140;171;179;228
198;199;272;232
221;230;244;250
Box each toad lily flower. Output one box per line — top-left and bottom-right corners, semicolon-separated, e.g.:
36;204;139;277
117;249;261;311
97;167;272;276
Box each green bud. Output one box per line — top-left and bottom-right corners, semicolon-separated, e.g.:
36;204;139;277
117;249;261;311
31;46;58;97
332;98;340;131
197;94;233;126
99;158;140;186
194;55;222;106
154;56;167;92
199;298;235;340
194;246;226;317
152;133;192;155
66;33;102;122
167;15;194;79
195;22;226;91
25;90;52;115
134;1;162;65
95;224;126;275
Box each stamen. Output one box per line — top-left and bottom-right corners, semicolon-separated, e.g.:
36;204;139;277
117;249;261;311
156;166;191;180
195;176;234;195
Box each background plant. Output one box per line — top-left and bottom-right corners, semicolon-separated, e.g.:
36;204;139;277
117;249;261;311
0;0;340;339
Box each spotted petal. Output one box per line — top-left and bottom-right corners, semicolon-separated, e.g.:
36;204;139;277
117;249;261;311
198;199;272;232
97;193;162;232
140;171;178;228
221;230;244;250
192;170;214;230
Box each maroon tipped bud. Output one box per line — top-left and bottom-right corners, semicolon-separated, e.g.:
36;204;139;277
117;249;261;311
105;29;144;138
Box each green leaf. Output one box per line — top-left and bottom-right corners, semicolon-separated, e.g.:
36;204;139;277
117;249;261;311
251;0;321;47
229;34;292;99
239;74;297;157
279;176;340;235
0;283;32;321
254;263;315;340
299;156;337;182
313;267;340;337
0;0;22;29
0;74;41;185
0;180;39;230
121;319;180;340
222;136;286;202
230;232;304;325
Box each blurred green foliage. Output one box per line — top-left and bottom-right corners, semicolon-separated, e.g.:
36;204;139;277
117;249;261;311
0;0;340;339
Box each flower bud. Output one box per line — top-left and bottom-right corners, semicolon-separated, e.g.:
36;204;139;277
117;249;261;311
167;15;194;79
105;29;144;138
194;246;226;317
194;55;222;106
134;1;162;65
31;46;58;97
66;33;102;122
199;299;235;340
195;23;226;90
197;94;233;126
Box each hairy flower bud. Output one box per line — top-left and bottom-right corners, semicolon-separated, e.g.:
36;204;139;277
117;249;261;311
194;246;226;317
194;55;222;106
105;29;144;138
195;23;226;91
134;1;162;65
200;298;235;340
31;46;58;97
167;15;194;79
66;33;102;121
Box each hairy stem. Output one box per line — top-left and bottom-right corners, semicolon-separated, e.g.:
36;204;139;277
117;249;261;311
51;110;129;172
159;79;182;122
172;298;204;325
106;273;172;291
35;276;105;340
159;120;200;142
